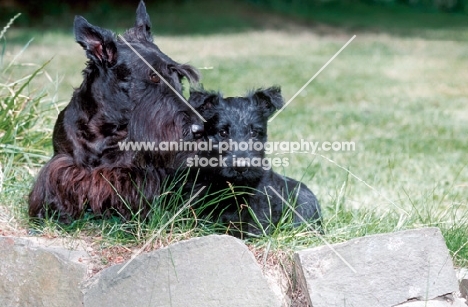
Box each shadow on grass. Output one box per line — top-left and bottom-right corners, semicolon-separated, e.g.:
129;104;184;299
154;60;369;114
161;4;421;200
2;0;468;45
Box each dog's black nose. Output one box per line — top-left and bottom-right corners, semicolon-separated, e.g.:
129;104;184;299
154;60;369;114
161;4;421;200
235;166;248;174
234;158;249;174
191;124;204;139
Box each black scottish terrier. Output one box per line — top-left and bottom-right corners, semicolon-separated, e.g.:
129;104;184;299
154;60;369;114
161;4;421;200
29;1;202;222
188;86;321;235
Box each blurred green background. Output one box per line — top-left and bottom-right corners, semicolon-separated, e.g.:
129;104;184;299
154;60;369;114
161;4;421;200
1;0;467;263
1;0;468;34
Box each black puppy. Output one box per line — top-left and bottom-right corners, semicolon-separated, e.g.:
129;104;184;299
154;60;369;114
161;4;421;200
29;1;202;222
188;86;321;235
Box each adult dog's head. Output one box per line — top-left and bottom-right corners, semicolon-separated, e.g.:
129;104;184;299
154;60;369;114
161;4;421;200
54;1;204;166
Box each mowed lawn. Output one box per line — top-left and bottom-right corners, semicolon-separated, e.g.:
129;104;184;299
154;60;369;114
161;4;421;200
1;2;468;264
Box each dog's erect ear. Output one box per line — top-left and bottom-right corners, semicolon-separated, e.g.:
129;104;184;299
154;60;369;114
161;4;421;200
135;0;153;42
189;87;220;114
171;64;200;84
252;86;284;118
74;16;117;66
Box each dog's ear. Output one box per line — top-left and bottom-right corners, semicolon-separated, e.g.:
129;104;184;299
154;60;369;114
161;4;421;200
172;64;200;84
252;86;284;118
74;16;117;66
189;88;220;114
135;0;152;42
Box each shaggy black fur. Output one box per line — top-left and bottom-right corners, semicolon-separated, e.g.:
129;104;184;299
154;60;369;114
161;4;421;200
29;1;202;222
187;86;321;235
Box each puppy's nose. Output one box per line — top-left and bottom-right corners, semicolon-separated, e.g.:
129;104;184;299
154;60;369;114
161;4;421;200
191;124;204;139
234;158;249;174
235;166;248;174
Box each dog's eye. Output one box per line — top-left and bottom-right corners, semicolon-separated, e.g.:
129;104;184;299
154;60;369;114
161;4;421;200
250;130;258;138
150;72;160;83
219;129;229;138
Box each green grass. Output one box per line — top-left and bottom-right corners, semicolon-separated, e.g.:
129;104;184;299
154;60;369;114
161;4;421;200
1;0;467;274
0;14;60;224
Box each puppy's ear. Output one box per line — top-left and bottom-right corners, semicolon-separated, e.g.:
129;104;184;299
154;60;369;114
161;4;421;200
135;0;152;42
252;86;284;118
189;87;220;115
172;63;201;84
74;16;117;66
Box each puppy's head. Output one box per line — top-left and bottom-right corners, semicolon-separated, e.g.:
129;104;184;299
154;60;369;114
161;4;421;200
189;86;284;182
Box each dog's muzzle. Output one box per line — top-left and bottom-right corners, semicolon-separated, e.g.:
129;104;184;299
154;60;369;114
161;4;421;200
191;124;204;139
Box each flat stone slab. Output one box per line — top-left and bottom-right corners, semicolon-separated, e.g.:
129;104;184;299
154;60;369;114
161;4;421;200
397;295;466;307
83;235;281;307
294;227;458;307
0;236;88;307
457;268;468;300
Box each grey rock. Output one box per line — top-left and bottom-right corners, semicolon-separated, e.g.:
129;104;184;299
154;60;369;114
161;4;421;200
397;294;466;307
457;268;468;300
294;227;459;307
83;234;281;307
0;236;88;307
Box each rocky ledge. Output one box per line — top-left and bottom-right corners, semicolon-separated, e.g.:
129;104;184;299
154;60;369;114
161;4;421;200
0;227;466;307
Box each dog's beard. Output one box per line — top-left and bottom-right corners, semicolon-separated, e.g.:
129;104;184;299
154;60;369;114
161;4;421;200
218;166;264;183
200;149;266;183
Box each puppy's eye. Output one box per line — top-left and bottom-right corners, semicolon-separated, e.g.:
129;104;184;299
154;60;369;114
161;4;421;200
150;72;160;83
219;129;229;138
250;130;258;138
